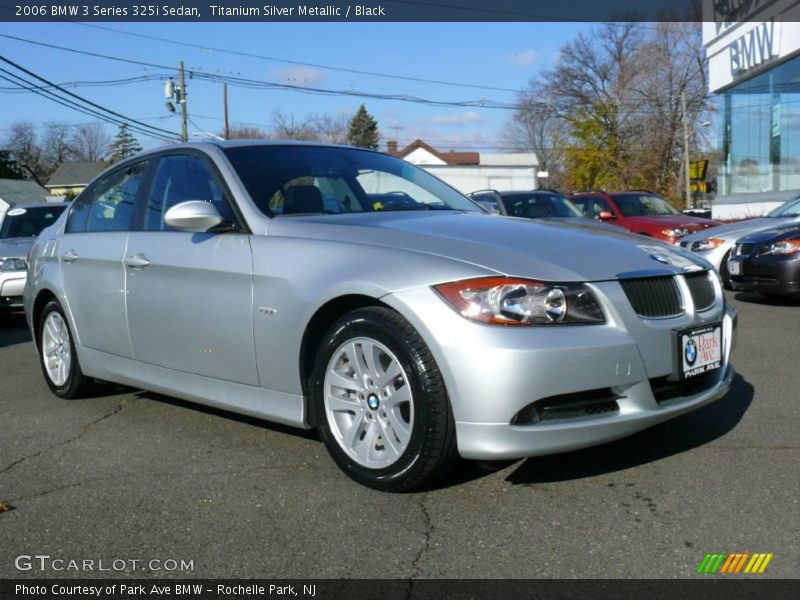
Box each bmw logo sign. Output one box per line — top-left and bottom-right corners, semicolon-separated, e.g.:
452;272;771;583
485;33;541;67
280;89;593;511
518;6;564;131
685;339;698;366
649;252;671;264
367;394;380;410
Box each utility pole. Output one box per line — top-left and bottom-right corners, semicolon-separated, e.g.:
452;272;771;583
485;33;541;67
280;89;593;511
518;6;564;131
223;82;230;140
681;91;691;210
178;60;188;143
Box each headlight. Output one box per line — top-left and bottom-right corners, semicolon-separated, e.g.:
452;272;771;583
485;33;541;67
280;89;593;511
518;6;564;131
661;228;690;239
0;257;27;272
690;238;724;252
762;239;800;256
433;277;605;326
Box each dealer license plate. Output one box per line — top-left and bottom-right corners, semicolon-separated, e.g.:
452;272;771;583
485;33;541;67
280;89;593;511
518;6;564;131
679;324;722;380
728;259;741;276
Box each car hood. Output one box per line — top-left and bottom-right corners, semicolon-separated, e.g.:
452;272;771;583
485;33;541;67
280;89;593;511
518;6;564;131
268;212;708;282
682;216;798;242
623;214;721;230
0;237;34;259
739;224;800;244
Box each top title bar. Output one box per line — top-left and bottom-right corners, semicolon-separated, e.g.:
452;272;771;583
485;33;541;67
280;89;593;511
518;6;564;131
2;0;794;23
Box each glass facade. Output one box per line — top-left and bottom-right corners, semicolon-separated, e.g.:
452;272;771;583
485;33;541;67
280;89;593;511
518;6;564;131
719;53;800;195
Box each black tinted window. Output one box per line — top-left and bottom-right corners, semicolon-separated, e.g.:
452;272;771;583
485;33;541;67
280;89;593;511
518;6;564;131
68;161;148;233
144;155;232;231
501;193;582;218
0;205;66;238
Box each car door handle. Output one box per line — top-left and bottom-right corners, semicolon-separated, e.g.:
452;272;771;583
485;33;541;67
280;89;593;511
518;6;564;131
124;254;150;268
61;249;78;262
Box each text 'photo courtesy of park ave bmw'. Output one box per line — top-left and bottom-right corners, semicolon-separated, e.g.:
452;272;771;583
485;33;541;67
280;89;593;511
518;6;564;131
0;0;798;587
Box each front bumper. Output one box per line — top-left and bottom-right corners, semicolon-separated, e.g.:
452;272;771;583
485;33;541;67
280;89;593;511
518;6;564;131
384;280;736;461
0;270;26;310
729;255;800;296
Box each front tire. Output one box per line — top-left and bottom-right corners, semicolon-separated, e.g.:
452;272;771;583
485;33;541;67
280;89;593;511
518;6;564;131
310;307;457;492
38;300;93;398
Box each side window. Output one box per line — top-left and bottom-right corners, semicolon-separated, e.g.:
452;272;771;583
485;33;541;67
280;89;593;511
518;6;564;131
593;198;613;218
67;161;148;233
570;197;591;217
144;155;233;231
472;194;498;209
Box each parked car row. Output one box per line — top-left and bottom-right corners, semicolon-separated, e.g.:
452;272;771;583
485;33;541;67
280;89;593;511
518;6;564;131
680;196;800;296
469;187;800;300
20;142;737;491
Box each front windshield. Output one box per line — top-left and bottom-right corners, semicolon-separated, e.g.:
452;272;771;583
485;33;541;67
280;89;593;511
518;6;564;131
768;197;800;218
611;194;680;217
224;145;481;216
501;192;583;218
0;205;66;239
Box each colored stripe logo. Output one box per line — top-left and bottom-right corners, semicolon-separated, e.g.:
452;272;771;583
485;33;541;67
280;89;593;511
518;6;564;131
697;552;773;574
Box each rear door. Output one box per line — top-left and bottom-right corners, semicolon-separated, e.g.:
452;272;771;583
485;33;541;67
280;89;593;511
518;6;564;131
59;160;150;357
124;152;258;385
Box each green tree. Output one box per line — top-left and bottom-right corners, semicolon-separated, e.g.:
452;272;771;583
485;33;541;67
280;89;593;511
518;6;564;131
107;124;142;163
347;105;379;149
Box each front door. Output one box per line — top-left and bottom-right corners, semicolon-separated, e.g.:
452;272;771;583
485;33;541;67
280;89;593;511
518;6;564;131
125;153;258;386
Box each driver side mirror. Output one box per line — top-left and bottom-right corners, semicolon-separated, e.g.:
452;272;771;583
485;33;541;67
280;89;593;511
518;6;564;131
164;201;228;233
598;210;616;220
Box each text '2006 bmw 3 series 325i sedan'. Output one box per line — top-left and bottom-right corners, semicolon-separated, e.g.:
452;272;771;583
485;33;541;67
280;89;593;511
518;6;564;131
24;142;737;491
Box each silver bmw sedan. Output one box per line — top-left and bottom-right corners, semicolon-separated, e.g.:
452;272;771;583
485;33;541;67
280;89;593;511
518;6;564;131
24;142;737;491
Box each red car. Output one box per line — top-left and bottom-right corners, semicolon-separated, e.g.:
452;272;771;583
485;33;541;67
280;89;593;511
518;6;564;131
569;191;721;244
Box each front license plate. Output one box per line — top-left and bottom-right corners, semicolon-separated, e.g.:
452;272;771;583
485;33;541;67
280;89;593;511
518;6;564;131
679;324;722;379
728;259;741;275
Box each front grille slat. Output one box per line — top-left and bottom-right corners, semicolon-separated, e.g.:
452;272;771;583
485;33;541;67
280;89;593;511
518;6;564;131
684;271;716;311
620;276;682;318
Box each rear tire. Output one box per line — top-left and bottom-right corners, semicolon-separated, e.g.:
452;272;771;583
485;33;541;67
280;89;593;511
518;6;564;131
37;300;93;399
310;307;457;492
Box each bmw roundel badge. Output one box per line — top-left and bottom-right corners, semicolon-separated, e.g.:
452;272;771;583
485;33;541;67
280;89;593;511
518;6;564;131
685;338;698;366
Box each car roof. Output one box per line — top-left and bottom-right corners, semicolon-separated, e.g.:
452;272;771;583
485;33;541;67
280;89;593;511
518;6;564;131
109;140;389;171
7;201;69;210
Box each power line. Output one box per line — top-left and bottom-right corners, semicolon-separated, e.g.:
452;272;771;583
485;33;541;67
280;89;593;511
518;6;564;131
0;71;172;142
0;33;521;111
0;32;719;117
0;55;179;139
73;22;521;94
0;73;172;93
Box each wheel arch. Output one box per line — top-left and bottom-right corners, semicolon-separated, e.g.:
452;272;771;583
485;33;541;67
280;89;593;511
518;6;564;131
299;294;392;401
31;288;59;350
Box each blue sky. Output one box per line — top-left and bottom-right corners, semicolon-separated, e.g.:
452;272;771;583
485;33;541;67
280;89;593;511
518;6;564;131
0;22;594;153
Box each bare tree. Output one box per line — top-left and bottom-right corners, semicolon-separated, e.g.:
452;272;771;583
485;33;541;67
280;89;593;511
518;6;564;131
502;83;566;187
69;123;111;162
509;22;710;199
40;121;72;175
270;109;319;141
313;112;350;145
225;124;269;140
632;22;711;196
4;122;42;183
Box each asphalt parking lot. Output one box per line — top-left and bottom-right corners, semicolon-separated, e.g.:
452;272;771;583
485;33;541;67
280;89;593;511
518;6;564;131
0;291;798;579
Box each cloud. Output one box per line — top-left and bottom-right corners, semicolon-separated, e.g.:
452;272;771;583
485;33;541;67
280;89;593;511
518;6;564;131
430;111;486;126
509;49;538;67
271;66;327;85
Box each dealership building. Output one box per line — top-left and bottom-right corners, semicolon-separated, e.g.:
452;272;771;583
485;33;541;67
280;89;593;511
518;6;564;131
704;1;800;218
